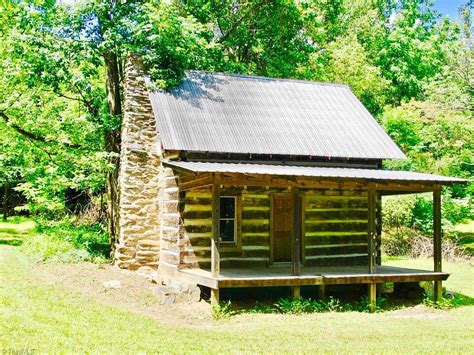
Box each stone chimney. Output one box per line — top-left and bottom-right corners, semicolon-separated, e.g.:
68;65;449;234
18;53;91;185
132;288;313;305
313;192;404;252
115;56;161;271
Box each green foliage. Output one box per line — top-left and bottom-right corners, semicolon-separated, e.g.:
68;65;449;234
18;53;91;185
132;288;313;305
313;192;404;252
383;194;472;234
21;217;109;263
382;193;472;258
423;293;474;310
249;296;387;314
211;300;235;320
0;0;472;232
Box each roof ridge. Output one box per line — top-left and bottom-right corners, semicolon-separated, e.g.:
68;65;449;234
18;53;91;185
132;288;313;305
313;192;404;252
186;70;350;89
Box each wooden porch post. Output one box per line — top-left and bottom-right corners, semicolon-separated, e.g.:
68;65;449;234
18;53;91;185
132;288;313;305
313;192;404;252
367;188;377;273
211;178;221;279
292;187;301;276
210;288;220;306
368;283;377;313
367;188;377;312
210;177;221;305
433;185;443;302
291;286;301;300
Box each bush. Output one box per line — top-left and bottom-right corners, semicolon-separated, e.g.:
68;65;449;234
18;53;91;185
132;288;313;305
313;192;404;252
382;228;469;261
211;301;234;320
383;194;472;235
21;217;110;263
250;296;387;314
382;196;416;231
382;227;419;257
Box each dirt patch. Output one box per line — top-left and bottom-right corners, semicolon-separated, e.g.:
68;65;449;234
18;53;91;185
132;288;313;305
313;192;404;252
34;261;214;327
390;304;447;319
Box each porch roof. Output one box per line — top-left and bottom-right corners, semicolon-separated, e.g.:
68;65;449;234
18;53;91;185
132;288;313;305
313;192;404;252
163;160;467;185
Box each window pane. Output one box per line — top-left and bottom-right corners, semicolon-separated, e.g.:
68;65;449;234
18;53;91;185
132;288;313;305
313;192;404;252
220;197;235;218
220;220;235;242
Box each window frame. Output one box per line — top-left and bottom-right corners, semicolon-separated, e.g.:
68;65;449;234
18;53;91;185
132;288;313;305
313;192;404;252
218;194;241;249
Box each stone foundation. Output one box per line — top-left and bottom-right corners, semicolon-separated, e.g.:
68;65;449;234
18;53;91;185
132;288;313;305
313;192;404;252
115;56;161;270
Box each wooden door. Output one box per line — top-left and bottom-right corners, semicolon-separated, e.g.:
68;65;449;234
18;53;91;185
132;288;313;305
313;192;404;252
273;195;293;262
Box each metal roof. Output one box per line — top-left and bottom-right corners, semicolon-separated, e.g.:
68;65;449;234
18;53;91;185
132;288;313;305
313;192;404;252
147;71;407;160
163;161;467;185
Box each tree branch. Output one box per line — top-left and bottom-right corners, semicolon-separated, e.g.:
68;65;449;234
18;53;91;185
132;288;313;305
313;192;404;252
0;110;83;148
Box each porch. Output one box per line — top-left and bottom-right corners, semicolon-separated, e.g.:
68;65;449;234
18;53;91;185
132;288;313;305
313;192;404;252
179;264;449;290
163;160;466;310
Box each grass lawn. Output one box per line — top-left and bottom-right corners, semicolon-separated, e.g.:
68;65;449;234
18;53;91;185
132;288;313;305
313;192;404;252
455;220;474;256
1;220;473;353
0;217;35;246
385;257;474;297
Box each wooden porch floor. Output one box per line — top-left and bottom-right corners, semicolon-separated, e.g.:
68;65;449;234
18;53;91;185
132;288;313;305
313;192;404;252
178;264;449;289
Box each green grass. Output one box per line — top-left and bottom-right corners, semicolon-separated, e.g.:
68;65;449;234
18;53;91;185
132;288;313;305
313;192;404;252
0;217;110;262
0;218;473;353
0;218;35;246
0;247;473;353
455;220;474;255
385;257;474;297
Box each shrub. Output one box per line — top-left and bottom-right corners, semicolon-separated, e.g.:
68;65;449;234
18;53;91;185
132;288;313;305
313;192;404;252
423;293;474;310
21;217;110;263
382;195;416;231
382;227;419;257
382;228;469;261
251;296;387;315
212;301;234;320
382;194;473;257
383;194;472;235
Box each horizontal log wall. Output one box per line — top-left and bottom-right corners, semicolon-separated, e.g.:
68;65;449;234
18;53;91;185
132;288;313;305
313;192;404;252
303;189;370;266
179;184;377;270
181;186;291;269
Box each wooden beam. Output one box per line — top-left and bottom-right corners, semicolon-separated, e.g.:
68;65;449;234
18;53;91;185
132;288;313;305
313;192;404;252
433;185;443;302
218;173;438;193
292;187;301;276
368;283;377;313
367;189;377;274
211;178;221;278
178;268;449;289
218;276;324;288
213;272;448;288
322;272;449;285
179;175;214;191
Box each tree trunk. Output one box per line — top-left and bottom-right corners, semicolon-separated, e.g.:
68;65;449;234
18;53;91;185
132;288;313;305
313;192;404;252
2;184;9;221
103;50;122;246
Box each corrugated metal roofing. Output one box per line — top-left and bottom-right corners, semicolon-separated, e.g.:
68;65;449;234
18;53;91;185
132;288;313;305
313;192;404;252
147;71;407;160
163;161;467;184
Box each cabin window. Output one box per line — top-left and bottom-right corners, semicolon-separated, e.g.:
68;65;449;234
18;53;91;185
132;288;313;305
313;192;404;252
220;196;237;243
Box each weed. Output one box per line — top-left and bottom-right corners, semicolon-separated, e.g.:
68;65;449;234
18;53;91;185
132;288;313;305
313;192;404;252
423;292;474;310
212;300;235;320
247;296;388;315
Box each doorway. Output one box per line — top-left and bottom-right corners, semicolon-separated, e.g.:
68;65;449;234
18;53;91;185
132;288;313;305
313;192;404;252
272;194;293;262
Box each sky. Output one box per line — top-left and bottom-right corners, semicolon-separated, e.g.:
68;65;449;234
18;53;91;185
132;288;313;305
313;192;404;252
433;0;468;18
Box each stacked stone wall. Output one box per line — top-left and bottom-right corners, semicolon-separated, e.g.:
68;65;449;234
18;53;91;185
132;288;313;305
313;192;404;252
115;56;161;271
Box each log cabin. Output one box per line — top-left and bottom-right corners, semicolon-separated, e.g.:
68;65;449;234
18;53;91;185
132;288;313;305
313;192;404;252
116;57;467;310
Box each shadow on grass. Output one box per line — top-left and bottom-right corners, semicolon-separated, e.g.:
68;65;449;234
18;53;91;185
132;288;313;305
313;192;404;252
0;238;24;246
0;226;34;247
